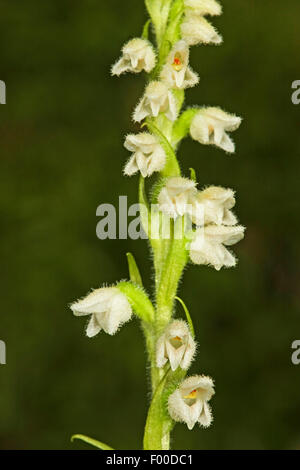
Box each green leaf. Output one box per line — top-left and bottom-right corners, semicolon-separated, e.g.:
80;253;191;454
172;108;199;146
146;119;181;177
139;175;150;238
142;19;152;40
175;296;195;338
143;368;173;450
118;281;155;323
189;167;196;182
172;89;185;114
126;252;143;287
71;434;114;450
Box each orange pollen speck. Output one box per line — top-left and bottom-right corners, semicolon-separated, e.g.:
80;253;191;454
173;336;182;341
172;57;183;71
184;389;197;399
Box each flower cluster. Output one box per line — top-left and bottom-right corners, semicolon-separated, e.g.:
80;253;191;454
158;178;244;270
71;0;245;448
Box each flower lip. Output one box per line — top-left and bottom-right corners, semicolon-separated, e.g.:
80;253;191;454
184;389;197;399
169;335;184;349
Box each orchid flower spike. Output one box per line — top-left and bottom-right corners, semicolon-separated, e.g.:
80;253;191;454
124;133;166;177
71;286;132;337
168;375;215;430
190;107;242;153
189;225;245;270
111;38;156;76
133;81;177;122
156;320;196;371
158;176;198;219
160;40;199;90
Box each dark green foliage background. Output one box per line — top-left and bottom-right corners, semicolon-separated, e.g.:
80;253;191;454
0;0;300;449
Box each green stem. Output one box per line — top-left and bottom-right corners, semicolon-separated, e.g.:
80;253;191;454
143;0;188;450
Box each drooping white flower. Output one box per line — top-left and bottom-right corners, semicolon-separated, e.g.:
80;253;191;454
181;14;222;46
133;81;177;122
192;186;237;226
156;320;196;371
190;107;242;153
184;0;222;16
71;287;132;337
168;375;215;430
111;38;156;76
189;225;245;270
123;133;166;177
158;177;197;219
160;40;199;89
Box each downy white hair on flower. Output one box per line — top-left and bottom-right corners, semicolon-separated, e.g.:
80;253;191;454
71;286;132;337
181;14;222;46
124;132;166;177
111;38;156;76
168;375;215;430
192;186;237;226
133;81;177;122
184;0;222;17
158;176;197;219
160;40;199;90
190;107;242;153
189;224;245;270
156;320;196;371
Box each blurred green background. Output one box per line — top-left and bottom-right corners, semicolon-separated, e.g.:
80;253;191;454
1;0;300;450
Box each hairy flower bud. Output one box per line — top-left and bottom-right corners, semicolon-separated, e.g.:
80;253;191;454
184;0;222;17
181;14;222;46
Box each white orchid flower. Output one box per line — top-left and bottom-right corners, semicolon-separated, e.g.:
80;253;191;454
111;38;156;76
189;225;245;270
160;40;199;89
133;81;178;122
168;375;215;430
190;107;242;153
124;133;166;177
71;287;132;337
156;320;196;371
192;186;237;226
158;177;198;219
